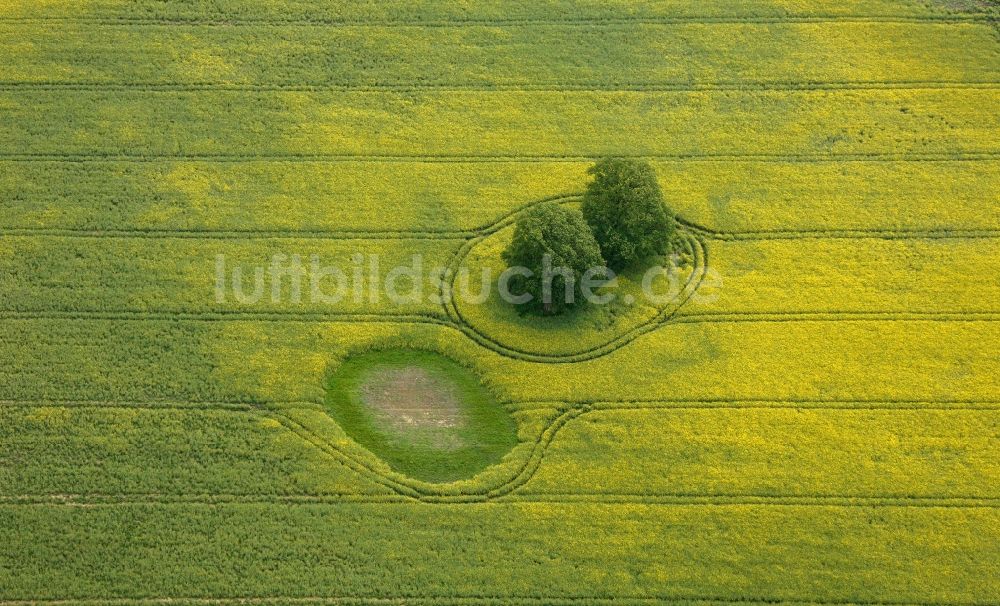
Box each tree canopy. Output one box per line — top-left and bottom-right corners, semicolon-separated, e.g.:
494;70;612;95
501;202;605;315
580;158;675;270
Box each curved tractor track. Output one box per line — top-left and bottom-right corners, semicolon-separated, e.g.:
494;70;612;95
301;193;1000;497
8;193;998;499
430;192;1000;364
436;194;710;364
267;406;589;503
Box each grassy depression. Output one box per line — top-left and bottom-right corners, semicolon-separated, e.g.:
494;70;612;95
451;218;702;359
325;349;518;483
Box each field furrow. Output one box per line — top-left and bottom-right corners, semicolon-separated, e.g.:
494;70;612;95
2;320;998;404
3;161;997;233
0;0;993;22
2;90;997;157
518;407;1000;498
2;503;998;603
0;406;396;496
0;236;458;315
2;22;997;88
684;238;1000;316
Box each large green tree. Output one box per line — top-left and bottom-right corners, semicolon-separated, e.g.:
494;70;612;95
581;158;675;270
501;202;605;315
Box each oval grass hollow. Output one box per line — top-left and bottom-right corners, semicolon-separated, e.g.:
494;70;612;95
325;349;518;483
451;222;704;359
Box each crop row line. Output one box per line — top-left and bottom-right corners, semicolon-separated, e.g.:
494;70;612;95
298;406;581;502
2;152;998;164
3;81;999;93
0;398;335;411
0;15;992;26
262;411;424;498
265;395;1000;501
669;310;1000;324
2;492;998;509
4;226;999;243
0;227;473;240
713;231;1000;241
0;401;417;499
5;398;998;505
0;398;260;411
0;597;994;606
0;310;452;325
10;192;994;367
503;398;1000;412
259;407;576;504
5;223;1000;242
0;494;408;505
6;192;999;365
3;397;998;413
3;307;999;363
675;218;1000;241
505;494;1000;507
432;197;1000;361
0;192;572;242
695;230;1000;241
485;409;584;500
258;406;582;502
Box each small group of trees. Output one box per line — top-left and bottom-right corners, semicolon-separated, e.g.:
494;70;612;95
502;158;676;315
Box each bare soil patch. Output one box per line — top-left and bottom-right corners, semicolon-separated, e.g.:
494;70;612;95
358;366;467;450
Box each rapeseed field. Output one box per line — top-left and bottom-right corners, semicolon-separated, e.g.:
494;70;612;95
1;0;999;604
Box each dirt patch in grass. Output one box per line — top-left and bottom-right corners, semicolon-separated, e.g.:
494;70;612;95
358;366;467;450
360;367;465;430
326;349;518;481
